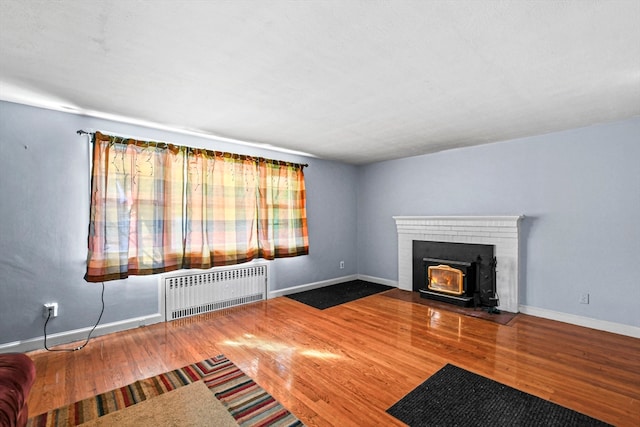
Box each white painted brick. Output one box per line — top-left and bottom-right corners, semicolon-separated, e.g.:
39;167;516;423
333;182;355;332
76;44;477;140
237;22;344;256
458;230;492;238
394;215;523;313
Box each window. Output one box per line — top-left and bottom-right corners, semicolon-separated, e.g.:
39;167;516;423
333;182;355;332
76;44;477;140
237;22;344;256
85;132;308;282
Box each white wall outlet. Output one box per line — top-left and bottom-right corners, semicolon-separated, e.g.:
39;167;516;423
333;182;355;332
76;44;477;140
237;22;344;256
339;261;345;269
44;302;59;318
579;293;589;304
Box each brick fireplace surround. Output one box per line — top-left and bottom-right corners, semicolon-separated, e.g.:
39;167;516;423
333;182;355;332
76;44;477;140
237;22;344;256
394;216;524;313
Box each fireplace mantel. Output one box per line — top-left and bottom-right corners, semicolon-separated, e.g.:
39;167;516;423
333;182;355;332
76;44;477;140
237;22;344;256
394;215;524;313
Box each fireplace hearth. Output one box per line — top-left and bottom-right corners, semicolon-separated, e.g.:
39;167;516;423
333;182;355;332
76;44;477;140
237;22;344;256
413;240;497;308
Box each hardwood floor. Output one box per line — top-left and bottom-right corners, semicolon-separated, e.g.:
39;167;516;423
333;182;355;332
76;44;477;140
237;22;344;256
27;290;640;426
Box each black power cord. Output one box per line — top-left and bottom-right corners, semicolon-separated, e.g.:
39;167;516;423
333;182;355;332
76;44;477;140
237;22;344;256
44;281;105;352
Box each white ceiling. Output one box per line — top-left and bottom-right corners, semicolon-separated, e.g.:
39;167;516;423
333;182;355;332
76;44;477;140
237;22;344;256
1;0;639;165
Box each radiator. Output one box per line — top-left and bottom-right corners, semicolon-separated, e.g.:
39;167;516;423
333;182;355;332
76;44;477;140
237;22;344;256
164;264;267;321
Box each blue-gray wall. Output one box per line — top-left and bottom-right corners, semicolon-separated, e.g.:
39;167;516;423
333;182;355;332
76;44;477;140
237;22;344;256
1;100;638;350
357;118;640;327
0;101;358;347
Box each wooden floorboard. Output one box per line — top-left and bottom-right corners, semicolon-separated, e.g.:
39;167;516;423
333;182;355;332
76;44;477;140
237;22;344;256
26;290;640;426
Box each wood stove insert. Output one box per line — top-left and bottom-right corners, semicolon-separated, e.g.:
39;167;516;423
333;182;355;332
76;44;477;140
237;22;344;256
413;240;497;308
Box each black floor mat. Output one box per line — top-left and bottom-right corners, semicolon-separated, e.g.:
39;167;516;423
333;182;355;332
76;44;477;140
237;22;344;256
387;364;611;427
285;280;393;309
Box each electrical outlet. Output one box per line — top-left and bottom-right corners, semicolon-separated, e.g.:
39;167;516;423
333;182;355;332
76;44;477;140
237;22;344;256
579;293;589;304
44;302;59;318
339;261;345;269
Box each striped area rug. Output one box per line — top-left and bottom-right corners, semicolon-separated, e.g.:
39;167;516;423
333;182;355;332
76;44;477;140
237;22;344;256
27;355;303;427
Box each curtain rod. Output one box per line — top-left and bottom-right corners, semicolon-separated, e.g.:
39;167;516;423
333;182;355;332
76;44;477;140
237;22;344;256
76;129;308;168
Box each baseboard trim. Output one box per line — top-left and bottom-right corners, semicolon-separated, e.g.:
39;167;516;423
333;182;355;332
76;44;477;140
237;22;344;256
7;286;635;353
357;274;398;288
269;274;398;299
269;274;359;298
518;305;640;339
0;313;164;354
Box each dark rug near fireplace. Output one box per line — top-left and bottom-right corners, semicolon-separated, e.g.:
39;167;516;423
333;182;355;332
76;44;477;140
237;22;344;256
387;364;611;427
285;280;393;309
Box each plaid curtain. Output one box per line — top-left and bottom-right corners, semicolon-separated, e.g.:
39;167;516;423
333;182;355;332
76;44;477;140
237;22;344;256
183;150;259;267
85;132;186;282
258;160;309;259
86;133;309;282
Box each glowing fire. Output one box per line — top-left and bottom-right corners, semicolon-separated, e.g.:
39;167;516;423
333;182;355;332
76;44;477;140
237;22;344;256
428;264;464;295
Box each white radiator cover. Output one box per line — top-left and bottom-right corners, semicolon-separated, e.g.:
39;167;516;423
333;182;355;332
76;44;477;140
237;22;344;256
163;263;268;321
